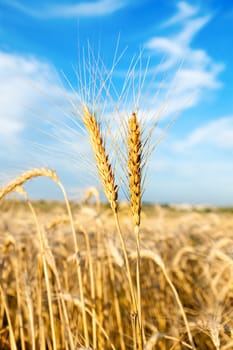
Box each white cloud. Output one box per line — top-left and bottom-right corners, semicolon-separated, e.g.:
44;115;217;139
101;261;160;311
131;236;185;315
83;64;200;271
4;0;126;19
0;50;102;196
174;116;233;151
0;51;62;142
147;9;211;61
177;15;211;46
145;1;223;117
0;120;23;138
0;50;86;181
162;1;198;27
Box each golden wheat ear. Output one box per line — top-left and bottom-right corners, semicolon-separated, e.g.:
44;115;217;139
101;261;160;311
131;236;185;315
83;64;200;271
83;105;118;213
0;168;59;201
128;112;142;227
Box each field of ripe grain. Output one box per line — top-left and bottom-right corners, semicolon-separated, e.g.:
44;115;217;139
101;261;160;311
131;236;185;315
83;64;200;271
1;198;233;350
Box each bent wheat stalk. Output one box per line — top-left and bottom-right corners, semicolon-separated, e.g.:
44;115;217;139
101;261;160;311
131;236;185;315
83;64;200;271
0;168;90;348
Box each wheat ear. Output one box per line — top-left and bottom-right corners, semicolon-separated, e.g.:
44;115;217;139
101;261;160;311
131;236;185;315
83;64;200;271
128;112;142;227
0;168;59;201
83;105;118;212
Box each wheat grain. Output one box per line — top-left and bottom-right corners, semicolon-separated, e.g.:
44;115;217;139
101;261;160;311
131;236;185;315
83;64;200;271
128;112;142;227
83;105;118;212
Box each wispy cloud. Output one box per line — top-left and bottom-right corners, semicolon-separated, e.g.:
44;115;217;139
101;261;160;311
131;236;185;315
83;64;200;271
0;50;100;193
174;116;233;151
4;0;126;19
0;50;76;172
0;51;60;141
146;7;212;70
162;1;198;27
145;1;224;116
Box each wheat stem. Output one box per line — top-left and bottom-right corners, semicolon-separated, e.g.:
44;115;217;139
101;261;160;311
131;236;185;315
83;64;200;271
114;212;138;350
135;249;196;350
0;285;17;350
58;181;90;347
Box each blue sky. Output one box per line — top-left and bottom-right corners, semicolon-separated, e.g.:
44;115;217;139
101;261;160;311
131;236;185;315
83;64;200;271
0;0;232;205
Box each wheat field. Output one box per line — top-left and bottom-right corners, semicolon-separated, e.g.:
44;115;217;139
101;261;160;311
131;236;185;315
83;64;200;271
1;194;233;350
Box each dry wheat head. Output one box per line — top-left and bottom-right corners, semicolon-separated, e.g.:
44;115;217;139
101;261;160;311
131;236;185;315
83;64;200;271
83;105;118;212
0;168;59;201
128;112;142;227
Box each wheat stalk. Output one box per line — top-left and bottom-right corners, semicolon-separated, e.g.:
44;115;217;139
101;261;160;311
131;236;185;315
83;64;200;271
83;105;142;348
0;168;59;201
128;111;144;350
131;249;196;350
83;105;118;212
